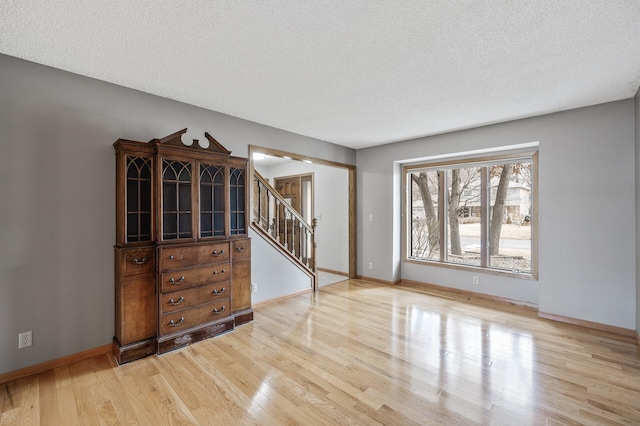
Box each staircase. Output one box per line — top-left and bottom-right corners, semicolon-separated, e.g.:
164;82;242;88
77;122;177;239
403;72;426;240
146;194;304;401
252;171;317;290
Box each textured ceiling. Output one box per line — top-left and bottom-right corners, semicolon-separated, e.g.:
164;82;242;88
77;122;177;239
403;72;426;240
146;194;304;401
1;1;640;149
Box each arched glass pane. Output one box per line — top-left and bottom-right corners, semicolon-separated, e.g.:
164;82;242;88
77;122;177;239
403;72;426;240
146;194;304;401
125;156;152;243
200;164;225;237
162;160;192;240
230;167;246;235
163;160;177;181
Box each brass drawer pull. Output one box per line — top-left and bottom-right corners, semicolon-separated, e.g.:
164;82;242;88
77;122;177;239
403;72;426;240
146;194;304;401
168;317;184;327
213;269;226;275
212;249;225;257
212;287;226;295
131;257;148;265
212;306;225;315
168;297;184;306
169;276;185;285
235;246;246;252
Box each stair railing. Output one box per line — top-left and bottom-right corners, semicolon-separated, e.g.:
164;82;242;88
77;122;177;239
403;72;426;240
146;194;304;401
253;171;317;287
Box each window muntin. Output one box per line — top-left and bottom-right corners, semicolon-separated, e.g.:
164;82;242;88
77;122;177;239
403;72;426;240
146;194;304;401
405;154;535;275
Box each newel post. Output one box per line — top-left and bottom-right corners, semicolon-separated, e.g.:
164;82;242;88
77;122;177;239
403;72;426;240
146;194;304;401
311;218;318;274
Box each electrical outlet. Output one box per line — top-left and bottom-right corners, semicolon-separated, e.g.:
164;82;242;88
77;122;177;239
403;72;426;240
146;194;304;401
368;262;373;270
472;276;479;285
251;282;257;293
18;331;32;349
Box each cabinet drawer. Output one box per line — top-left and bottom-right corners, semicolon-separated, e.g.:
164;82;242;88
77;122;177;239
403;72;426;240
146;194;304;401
160;281;229;314
159;242;230;271
232;239;251;260
160;263;230;293
159;299;230;336
121;248;155;276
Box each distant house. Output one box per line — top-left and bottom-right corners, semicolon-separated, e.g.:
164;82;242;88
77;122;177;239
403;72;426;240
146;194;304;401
464;179;531;223
412;177;531;224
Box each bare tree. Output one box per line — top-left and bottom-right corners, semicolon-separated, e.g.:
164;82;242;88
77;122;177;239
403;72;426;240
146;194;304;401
447;168;482;255
489;165;512;256
411;218;437;258
411;172;439;257
412;163;529;260
489;162;531;255
448;169;462;255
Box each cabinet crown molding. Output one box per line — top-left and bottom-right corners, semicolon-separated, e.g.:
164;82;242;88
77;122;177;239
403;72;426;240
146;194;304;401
149;128;232;155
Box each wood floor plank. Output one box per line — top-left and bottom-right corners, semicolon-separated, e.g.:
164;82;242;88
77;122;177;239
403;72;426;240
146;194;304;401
2;279;640;425
69;359;101;426
37;370;59;424
0;376;39;425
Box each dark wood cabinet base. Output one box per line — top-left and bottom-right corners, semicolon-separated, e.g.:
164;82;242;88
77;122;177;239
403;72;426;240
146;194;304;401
234;309;254;326
112;337;157;365
157;318;235;355
113;310;254;364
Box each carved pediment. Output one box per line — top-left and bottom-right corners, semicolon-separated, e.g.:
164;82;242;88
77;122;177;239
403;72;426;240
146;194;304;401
151;128;232;155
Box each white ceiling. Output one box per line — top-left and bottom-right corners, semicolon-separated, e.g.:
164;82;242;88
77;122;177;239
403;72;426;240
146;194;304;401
1;1;640;149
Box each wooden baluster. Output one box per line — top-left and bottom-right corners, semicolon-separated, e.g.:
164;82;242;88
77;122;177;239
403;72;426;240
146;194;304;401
297;221;302;261
253;176;258;224
261;181;267;231
257;180;263;229
283;207;288;250
289;215;293;254
300;226;304;265
306;228;310;267
285;210;290;251
275;199;280;243
307;228;311;266
300;222;304;262
291;216;296;255
264;183;270;232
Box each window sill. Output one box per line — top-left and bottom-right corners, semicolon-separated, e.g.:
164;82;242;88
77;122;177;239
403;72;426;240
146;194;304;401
404;257;537;281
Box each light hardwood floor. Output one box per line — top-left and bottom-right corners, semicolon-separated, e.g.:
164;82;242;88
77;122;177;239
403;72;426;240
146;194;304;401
2;279;640;425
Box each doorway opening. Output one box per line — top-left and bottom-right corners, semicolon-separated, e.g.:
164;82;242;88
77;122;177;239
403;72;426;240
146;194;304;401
249;145;356;280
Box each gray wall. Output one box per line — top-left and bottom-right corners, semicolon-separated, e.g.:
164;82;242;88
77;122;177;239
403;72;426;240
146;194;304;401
357;100;636;329
0;54;355;374
636;87;640;337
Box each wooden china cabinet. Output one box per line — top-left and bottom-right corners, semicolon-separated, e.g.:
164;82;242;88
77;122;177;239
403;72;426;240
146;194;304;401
113;128;252;364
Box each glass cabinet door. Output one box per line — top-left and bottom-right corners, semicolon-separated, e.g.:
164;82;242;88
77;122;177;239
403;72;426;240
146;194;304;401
200;164;226;238
162;159;192;240
229;167;246;235
125;156;153;243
